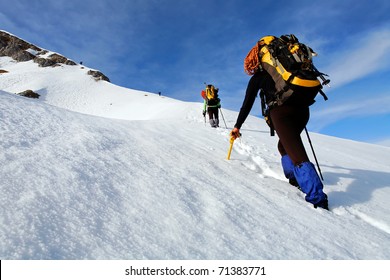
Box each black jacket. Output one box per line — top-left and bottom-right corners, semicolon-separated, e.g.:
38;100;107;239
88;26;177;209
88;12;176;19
234;69;318;129
234;71;276;129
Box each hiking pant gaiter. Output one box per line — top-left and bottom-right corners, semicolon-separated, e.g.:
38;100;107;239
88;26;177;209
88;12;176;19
271;104;327;205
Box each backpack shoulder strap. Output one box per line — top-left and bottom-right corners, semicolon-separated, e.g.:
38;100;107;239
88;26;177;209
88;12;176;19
260;90;275;136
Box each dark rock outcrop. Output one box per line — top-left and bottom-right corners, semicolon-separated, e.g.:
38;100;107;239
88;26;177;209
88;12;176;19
0;31;76;65
17;89;40;99
0;30;110;82
87;70;110;82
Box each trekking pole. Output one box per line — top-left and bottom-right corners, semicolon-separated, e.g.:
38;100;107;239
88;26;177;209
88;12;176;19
219;108;228;129
226;136;235;160
304;127;324;181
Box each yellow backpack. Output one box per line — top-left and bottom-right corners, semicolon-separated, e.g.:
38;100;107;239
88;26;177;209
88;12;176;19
245;34;329;107
205;84;218;100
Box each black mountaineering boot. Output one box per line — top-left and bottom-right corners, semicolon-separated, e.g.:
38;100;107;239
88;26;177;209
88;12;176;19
288;177;301;190
314;195;329;210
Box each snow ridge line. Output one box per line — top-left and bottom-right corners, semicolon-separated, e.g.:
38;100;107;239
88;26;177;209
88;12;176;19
332;207;390;234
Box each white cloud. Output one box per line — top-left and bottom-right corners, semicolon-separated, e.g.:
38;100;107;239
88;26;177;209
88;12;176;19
323;27;390;88
306;25;390;133
310;92;390;131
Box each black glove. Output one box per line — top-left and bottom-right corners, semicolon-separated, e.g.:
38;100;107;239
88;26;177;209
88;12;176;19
202;110;206;117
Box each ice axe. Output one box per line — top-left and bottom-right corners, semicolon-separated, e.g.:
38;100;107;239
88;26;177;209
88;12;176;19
226;136;235;160
226;131;241;160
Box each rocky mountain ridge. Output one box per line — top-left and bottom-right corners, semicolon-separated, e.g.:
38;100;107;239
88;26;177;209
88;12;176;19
0;30;109;82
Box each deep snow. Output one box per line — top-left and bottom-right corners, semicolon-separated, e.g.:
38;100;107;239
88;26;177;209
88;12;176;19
0;51;389;260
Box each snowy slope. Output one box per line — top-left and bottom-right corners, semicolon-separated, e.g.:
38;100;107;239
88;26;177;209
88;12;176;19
0;52;390;260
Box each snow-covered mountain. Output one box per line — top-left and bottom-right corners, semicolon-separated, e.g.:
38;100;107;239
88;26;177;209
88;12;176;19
1;31;389;260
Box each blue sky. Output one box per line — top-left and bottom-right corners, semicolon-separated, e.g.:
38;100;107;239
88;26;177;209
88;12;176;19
1;0;390;145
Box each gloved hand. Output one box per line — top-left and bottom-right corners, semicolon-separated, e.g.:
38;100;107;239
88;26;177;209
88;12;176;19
217;104;221;108
230;127;241;139
202;110;206;117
